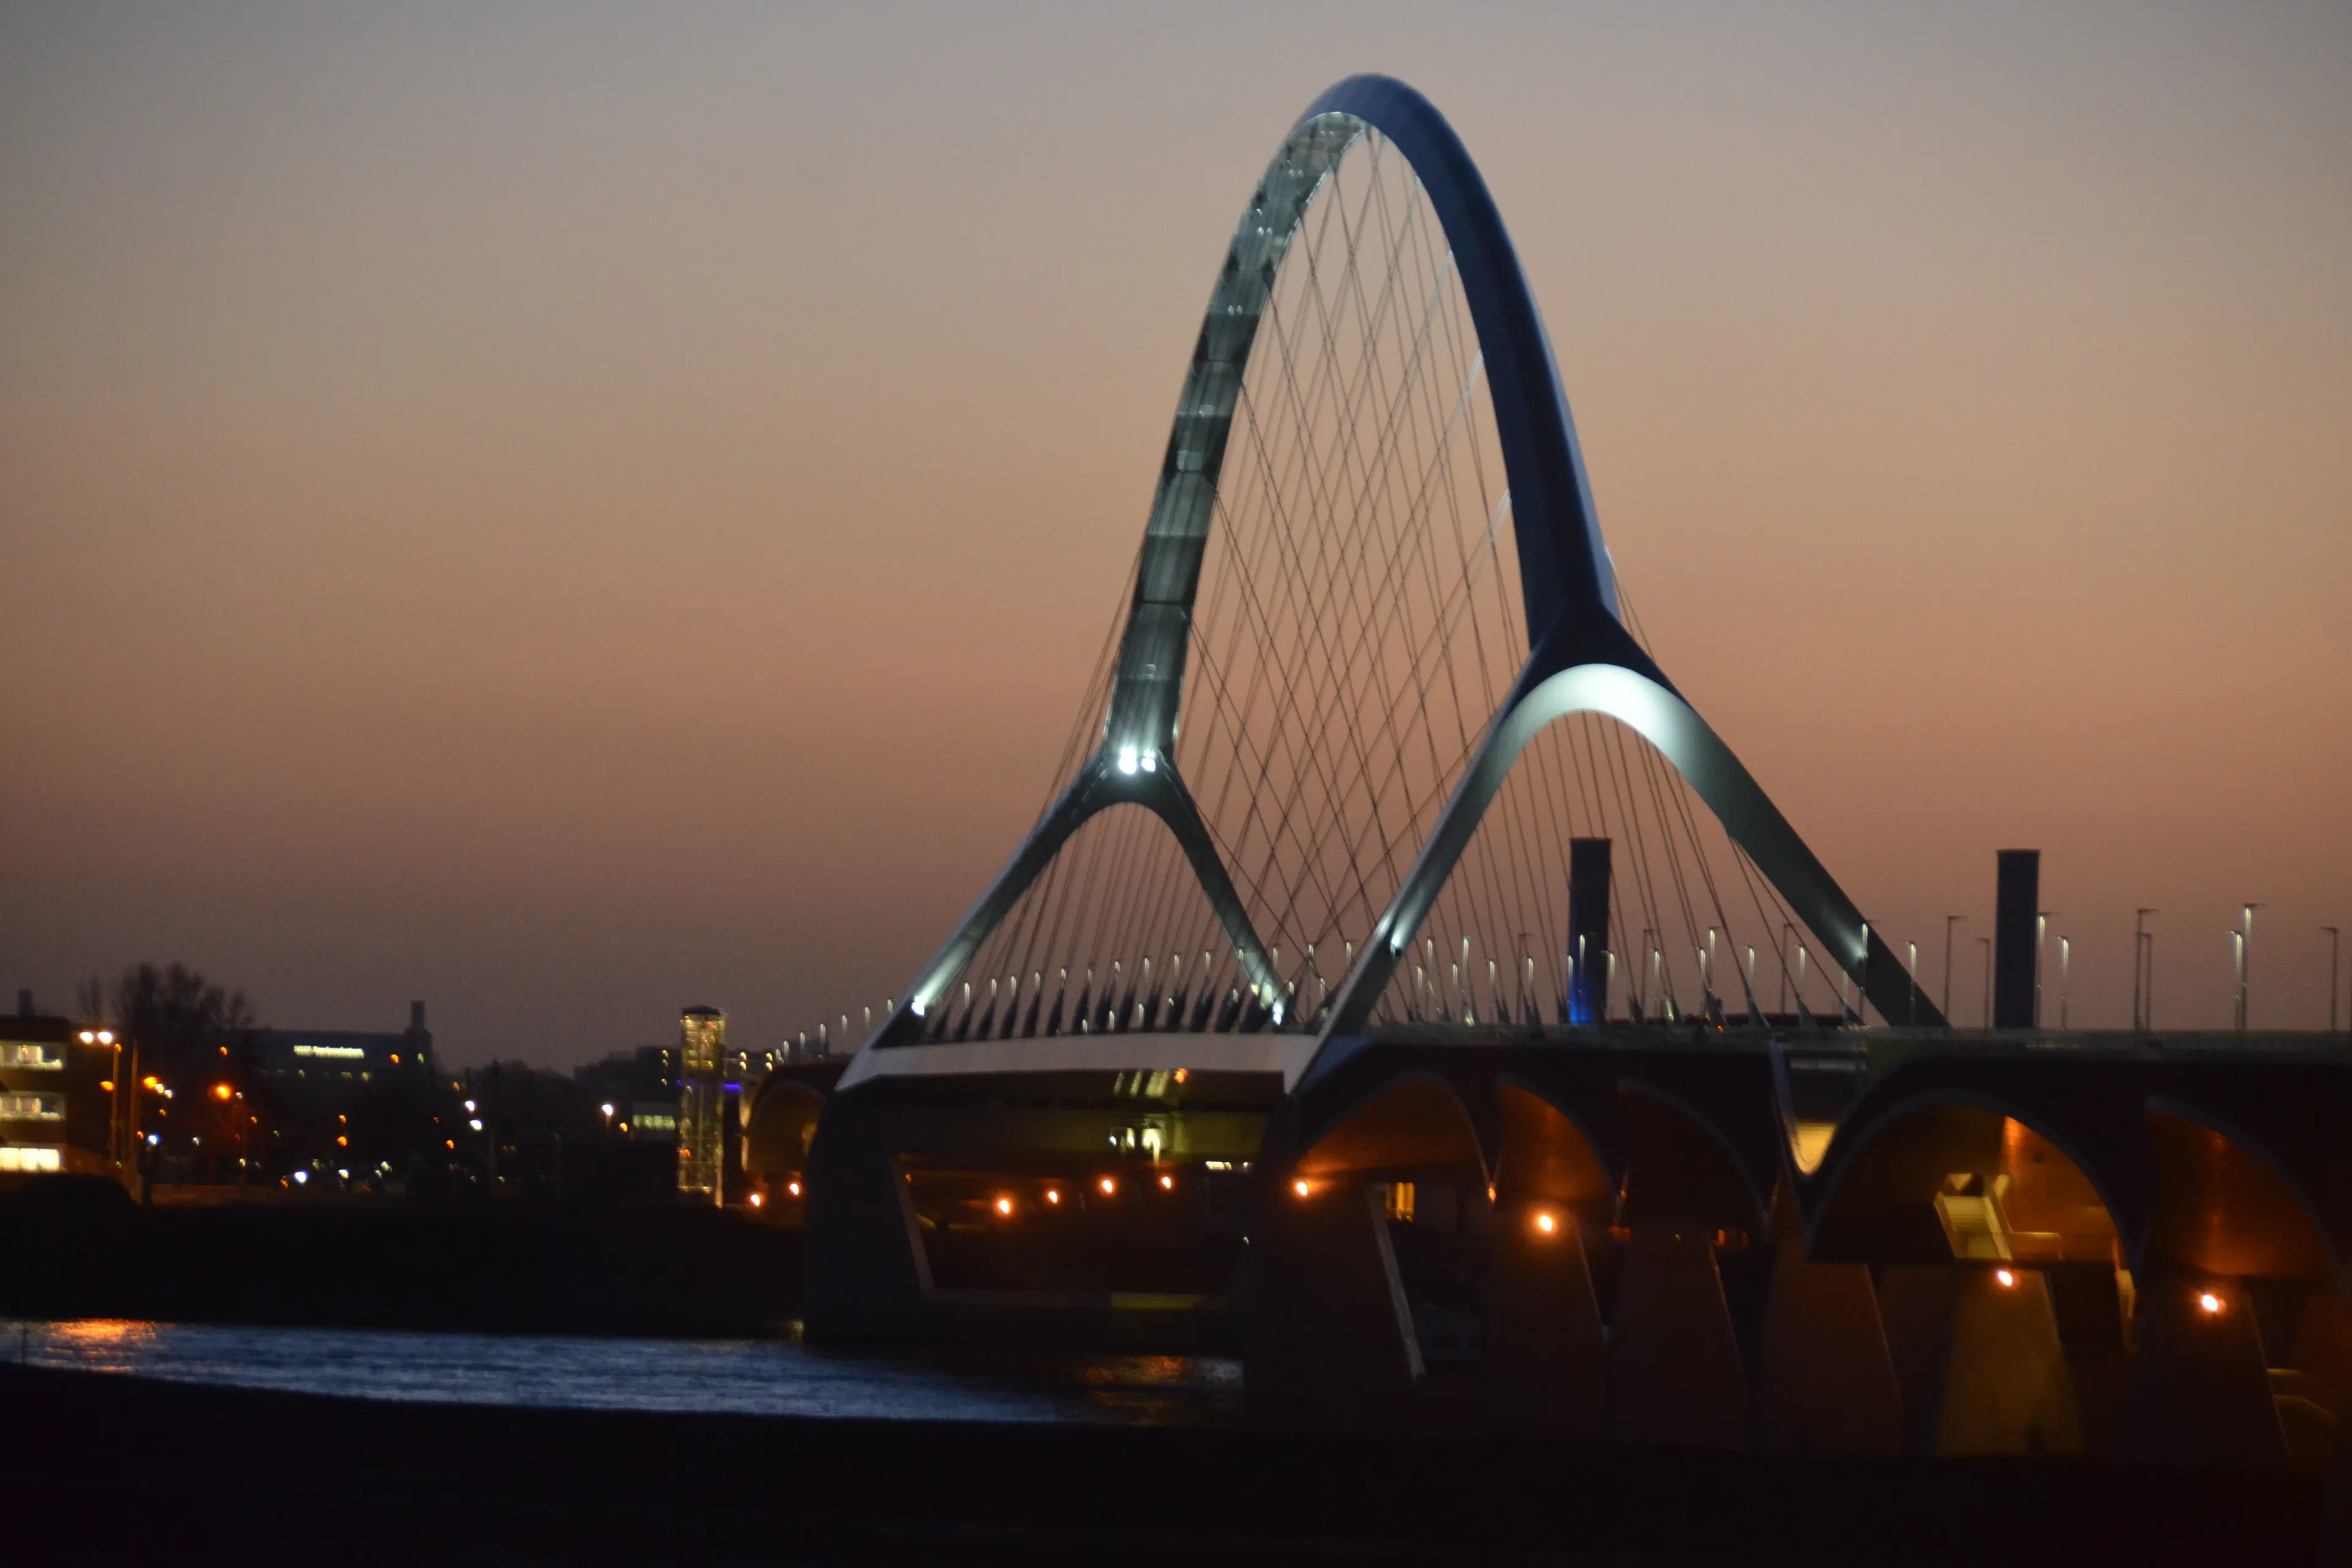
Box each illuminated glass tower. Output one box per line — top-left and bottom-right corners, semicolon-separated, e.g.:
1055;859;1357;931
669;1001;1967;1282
677;1006;725;1204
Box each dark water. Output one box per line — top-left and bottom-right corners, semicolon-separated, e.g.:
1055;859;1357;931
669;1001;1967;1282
0;1317;1243;1425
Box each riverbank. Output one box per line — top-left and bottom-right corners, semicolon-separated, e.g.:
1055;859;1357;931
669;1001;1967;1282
0;1360;2320;1565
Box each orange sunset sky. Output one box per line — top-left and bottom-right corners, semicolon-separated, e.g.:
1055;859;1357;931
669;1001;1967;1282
4;3;2348;1065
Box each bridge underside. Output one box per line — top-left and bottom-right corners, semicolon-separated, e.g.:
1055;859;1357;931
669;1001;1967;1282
777;1032;2352;1472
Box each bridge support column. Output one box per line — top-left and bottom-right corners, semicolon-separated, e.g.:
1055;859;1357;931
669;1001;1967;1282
1935;1267;2081;1455
802;1099;932;1343
1242;1178;1422;1425
1752;1235;1901;1455
2119;1275;2287;1469
1482;1205;1606;1435
1878;1264;1956;1453
1608;1228;1748;1448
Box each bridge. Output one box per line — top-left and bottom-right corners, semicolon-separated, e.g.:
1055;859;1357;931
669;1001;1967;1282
754;77;2352;1474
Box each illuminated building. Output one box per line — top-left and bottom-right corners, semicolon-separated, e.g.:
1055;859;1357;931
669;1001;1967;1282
676;1006;725;1204
0;998;119;1183
251;1001;435;1102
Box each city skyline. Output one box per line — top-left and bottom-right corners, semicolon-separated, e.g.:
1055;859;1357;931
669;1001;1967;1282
5;3;2348;1066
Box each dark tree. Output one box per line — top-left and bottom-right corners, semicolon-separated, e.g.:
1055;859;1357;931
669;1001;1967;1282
80;962;258;1088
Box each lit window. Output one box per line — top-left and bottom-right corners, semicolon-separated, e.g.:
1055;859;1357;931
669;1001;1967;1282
0;1043;62;1070
0;1147;62;1172
0;1095;65;1122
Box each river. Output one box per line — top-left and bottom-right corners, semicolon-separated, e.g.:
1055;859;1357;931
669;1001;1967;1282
0;1316;1243;1425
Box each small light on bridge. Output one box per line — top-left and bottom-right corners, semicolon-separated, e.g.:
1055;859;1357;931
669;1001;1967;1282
1159;1173;1175;1191
2199;1291;2223;1315
1046;1188;1061;1205
748;1193;764;1208
1099;1177;1117;1196
1292;1178;1312;1199
995;1196;1015;1217
787;1180;802;1198
1994;1269;2015;1288
1534;1211;1557;1237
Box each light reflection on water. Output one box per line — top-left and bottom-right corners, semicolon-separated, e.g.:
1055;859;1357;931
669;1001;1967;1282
0;1317;1242;1425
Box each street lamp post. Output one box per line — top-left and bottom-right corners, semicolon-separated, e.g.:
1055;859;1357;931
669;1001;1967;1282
2134;909;2157;1033
2323;926;2340;1035
2238;903;2264;1031
2035;913;2050;1030
2233;930;2246;1031
1780;922;1795;1017
1943;916;1964;1035
2058;936;2071;1031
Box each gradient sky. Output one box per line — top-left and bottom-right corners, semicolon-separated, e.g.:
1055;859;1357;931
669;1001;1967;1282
5;2;2348;1066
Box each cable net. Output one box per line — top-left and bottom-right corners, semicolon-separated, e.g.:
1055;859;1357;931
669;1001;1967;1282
909;130;1868;1044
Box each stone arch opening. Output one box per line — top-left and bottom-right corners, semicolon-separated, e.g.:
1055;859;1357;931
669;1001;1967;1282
744;1080;825;1216
1809;1093;2132;1458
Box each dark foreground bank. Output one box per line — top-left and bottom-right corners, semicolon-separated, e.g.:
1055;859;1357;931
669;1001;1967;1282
0;1362;2321;1567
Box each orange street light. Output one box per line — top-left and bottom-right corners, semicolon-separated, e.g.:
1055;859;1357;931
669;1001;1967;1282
2199;1291;2223;1315
1995;1269;2016;1288
1292;1178;1313;1199
1159;1173;1175;1191
994;1196;1015;1217
1098;1176;1116;1196
211;1084;233;1101
1533;1211;1558;1236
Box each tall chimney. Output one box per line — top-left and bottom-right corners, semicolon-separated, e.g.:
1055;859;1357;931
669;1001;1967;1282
1567;838;1612;1027
1994;850;2040;1030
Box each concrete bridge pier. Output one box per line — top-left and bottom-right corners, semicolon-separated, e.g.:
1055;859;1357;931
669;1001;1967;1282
1934;1265;2082;1455
1240;1175;1423;1425
1607;1227;1749;1448
2118;1274;2288;1469
1751;1233;1902;1455
1879;1262;2082;1456
1480;1204;1607;1435
802;1100;931;1343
